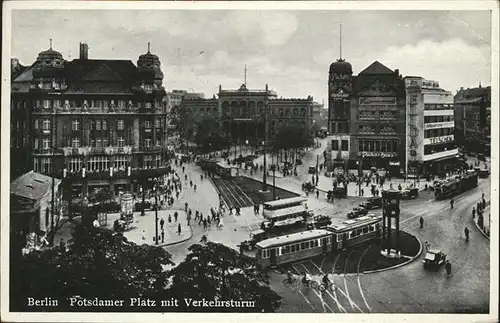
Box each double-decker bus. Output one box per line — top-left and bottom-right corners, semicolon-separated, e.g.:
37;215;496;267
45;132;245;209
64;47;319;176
262;197;311;228
255;213;382;268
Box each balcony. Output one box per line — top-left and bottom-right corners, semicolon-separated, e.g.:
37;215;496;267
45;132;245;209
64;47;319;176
32;148;63;156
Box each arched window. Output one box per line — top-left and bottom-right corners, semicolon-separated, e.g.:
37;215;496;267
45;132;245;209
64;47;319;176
293;108;299;116
301;108;306;116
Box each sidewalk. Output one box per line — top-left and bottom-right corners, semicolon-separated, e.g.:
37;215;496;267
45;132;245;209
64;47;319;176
122;210;192;247
473;203;491;239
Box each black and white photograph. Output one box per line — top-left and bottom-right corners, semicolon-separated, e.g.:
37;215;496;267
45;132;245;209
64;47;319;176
1;1;498;322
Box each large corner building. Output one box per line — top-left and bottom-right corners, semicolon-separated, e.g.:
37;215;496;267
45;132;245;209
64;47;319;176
11;42;169;197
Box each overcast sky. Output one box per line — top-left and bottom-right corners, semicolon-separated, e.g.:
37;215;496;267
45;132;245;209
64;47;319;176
11;9;491;103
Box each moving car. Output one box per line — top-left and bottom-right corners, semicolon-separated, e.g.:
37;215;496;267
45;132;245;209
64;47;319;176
360;197;383;210
401;187;419;200
423;249;447;269
306;214;332;229
347;206;368;219
134;201;152;211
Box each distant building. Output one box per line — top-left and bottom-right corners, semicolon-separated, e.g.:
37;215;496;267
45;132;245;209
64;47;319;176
454;85;491;155
11;41;169;198
404;77;457;176
166;89;205;112
182;83;314;144
10;171;62;252
312;102;327;132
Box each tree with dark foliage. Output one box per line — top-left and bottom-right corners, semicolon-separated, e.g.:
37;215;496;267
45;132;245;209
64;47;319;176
167;241;281;312
10;221;173;311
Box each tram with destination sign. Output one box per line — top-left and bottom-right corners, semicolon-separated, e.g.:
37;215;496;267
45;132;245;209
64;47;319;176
255;213;382;268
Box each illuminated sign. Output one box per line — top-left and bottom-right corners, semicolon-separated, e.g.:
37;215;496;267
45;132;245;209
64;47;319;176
424;121;455;130
359;97;396;105
424;135;454;145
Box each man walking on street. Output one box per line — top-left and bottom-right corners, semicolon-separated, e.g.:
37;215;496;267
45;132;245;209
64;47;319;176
472;207;476;219
464;227;470;242
174;212;178;222
316;190;319;199
160;218;165;230
419;216;424;228
161;229;165;243
178;223;182;235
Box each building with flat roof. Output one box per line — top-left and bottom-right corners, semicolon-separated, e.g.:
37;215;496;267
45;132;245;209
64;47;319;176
404;77;457;176
454;85;491;155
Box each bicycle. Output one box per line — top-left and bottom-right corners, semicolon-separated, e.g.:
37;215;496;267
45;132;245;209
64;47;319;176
310;280;337;292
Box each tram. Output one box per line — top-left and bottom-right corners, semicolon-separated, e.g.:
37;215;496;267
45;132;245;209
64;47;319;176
214;162;237;178
255;213;382;268
434;170;478;199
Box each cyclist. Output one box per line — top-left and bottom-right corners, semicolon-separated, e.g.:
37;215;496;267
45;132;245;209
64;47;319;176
322;274;331;289
286;271;294;284
302;272;312;287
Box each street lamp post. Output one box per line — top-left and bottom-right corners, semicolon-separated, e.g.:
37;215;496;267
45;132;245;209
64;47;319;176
357;156;363;196
153;185;159;245
262;140;268;192
272;150;276;200
140;186;146;216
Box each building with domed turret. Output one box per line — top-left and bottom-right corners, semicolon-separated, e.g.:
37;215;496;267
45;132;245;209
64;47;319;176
11;42;169;199
325;54;353;175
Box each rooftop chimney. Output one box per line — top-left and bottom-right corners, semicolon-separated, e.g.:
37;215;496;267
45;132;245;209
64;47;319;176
79;42;89;60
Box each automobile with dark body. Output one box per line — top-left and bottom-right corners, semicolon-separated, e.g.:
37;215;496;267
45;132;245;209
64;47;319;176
423;249;447;269
359;197;382;210
347;206;368;219
401;187;419;200
306;214;332;229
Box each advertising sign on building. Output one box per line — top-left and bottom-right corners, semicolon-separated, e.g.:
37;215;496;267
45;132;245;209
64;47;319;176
424;121;455;130
359;97;397;105
424;135;454;145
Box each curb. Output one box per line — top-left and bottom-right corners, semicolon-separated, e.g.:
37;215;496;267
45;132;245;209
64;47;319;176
154;225;194;247
363;234;423;274
472;207;490;241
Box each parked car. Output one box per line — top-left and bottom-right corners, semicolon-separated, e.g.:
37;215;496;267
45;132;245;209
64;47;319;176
347;206;368;219
401;187;419;200
308;166;316;174
479;169;490;178
360;197;383;210
423;249;447;269
477;153;486;162
240;229;268;251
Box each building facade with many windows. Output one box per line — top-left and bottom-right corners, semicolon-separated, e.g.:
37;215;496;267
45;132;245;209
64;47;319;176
350;61;407;177
11;42;168;197
182;84;314;145
404;77;457;176
454;85;491;156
